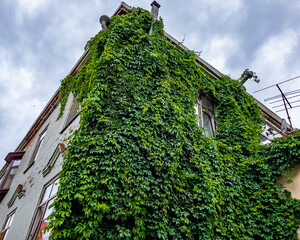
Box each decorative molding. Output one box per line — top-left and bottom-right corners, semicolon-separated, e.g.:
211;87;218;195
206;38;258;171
7;184;25;208
42;144;62;177
4;151;25;164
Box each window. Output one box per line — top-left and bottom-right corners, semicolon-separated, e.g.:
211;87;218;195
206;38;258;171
27;127;48;168
0;152;24;191
0;161;19;189
195;95;215;137
27;177;59;240
61;97;78;133
1;209;16;240
42;144;65;177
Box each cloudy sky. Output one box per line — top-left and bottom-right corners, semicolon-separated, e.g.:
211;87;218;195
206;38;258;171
1;0;300;167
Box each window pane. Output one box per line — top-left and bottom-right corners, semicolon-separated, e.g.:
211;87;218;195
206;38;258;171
3;231;8;240
202;96;213;110
194;104;199;115
12;159;21;167
42;185;52;203
5;215;12;229
38;198;55;240
40;130;47;141
50;180;59;197
31;129;47;164
8;213;15;227
2;212;15;240
43;199;55;221
33;137;45;163
38;219;51;240
203;112;214;137
2;171;15;189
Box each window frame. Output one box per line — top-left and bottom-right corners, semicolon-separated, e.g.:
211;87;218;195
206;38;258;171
25;126;48;172
26;175;59;240
1;208;17;240
0;159;22;190
195;94;216;137
60;96;79;134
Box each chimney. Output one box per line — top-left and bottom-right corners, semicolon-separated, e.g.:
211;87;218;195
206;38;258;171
150;1;161;20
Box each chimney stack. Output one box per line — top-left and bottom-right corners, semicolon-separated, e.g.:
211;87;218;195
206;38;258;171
150;1;161;20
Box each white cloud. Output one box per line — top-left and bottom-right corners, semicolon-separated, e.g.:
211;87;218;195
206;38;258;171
0;47;42;167
0;51;34;101
206;0;243;17
202;35;240;75
15;0;50;24
251;29;298;83
248;29;300;128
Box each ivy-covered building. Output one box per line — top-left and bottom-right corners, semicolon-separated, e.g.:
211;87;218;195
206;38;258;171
0;2;299;240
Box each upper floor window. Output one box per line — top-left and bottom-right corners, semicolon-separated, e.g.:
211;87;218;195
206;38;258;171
0;152;24;196
28;126;48;168
1;209;16;240
195;95;216;137
0;160;20;190
61;97;79;133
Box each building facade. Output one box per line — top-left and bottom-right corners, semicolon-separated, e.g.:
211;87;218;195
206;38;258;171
0;2;294;240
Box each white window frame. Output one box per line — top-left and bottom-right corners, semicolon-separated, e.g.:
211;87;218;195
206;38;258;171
26;176;59;240
1;209;16;240
26;126;48;170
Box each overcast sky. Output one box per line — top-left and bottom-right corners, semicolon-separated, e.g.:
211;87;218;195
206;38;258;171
1;0;300;167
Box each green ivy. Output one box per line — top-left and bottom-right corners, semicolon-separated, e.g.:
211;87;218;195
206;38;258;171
48;8;300;240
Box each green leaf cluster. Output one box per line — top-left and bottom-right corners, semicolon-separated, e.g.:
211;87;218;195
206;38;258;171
48;8;300;239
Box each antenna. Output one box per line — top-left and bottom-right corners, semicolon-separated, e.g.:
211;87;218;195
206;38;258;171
253;75;300;133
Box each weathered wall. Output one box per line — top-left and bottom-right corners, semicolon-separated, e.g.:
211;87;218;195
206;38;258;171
0;94;80;240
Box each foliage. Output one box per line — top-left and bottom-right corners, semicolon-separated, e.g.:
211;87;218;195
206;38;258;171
48;8;300;240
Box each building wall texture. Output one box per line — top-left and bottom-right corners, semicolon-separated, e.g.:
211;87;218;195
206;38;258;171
0;94;79;240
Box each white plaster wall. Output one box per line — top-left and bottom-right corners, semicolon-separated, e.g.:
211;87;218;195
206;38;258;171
0;94;80;240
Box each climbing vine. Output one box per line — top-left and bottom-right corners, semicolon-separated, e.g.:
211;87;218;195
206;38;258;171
48;8;300;240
